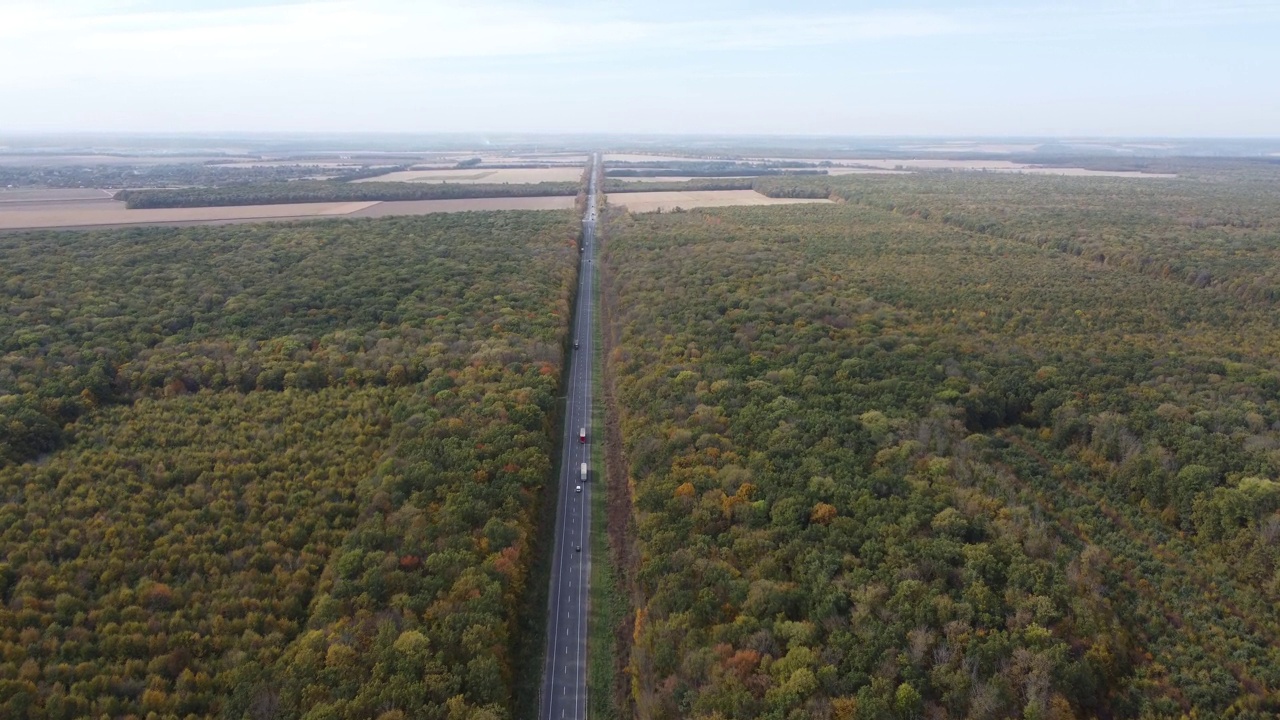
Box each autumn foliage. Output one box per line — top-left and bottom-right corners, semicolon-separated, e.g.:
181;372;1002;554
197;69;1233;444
0;211;579;718
601;167;1280;719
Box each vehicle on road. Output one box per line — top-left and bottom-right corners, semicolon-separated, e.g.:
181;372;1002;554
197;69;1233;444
580;462;588;481
575;484;582;493
579;427;586;443
574;340;579;349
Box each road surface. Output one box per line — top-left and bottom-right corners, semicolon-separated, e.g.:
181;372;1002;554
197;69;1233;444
540;154;599;720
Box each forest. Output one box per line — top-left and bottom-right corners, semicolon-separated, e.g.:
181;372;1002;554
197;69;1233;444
0;211;581;719
598;166;1280;719
604;178;757;194
116;181;580;209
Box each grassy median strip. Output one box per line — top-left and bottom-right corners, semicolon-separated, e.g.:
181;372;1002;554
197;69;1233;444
587;237;625;720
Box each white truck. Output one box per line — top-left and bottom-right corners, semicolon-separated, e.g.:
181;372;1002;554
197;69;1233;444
580;462;588;483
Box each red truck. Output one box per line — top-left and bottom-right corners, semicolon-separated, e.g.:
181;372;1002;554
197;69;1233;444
579;427;587;444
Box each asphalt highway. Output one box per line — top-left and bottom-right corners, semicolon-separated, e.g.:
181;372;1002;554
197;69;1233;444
540;154;599;720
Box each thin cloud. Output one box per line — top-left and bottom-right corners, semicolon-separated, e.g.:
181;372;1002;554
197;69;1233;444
0;0;978;87
1;0;1276;134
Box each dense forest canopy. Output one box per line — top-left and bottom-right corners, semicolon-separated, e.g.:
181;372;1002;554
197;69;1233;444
755;164;1280;302
599;170;1280;719
0;211;581;719
8;154;1280;720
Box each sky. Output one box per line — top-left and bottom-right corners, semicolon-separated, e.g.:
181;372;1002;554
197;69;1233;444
1;0;1278;136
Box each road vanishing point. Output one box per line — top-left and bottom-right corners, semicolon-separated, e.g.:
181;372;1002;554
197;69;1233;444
540;154;599;720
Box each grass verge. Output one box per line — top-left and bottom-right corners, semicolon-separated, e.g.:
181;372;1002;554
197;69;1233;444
587;224;625;720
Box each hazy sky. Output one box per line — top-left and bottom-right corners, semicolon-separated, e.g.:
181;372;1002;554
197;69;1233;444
2;0;1278;136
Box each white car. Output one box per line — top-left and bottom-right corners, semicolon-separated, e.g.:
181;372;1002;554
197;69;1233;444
575;485;582;493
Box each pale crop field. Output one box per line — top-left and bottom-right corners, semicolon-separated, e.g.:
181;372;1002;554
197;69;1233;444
603;153;716;163
901;142;1043;153
1005;167;1178;177
608;190;831;213
206;161;365;169
353;167;584;184
839;159;1176;177
739;157;1173;178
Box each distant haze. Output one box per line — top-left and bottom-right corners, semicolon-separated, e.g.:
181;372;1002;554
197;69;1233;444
1;0;1278;136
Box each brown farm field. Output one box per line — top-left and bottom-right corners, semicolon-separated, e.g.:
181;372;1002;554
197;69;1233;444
0;201;378;230
349;196;575;216
0;188;117;203
608;189;832;213
0;195;575;231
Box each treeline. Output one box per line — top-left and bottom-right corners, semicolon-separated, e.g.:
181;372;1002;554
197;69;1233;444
599;197;1280;718
605;160;830;179
751;177;835;199
607;169;826;178
0;211;581;718
117;181;580;208
606;160;830;169
604;178;756;194
331;165;410;182
0;162;338;189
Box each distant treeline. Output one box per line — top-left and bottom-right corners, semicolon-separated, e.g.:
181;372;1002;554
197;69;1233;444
605;160;831;179
607;160;832;168
330;165;409;182
118;181;581;208
604;178;757;193
0;163;333;189
606;159;834;178
606;168;828;178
